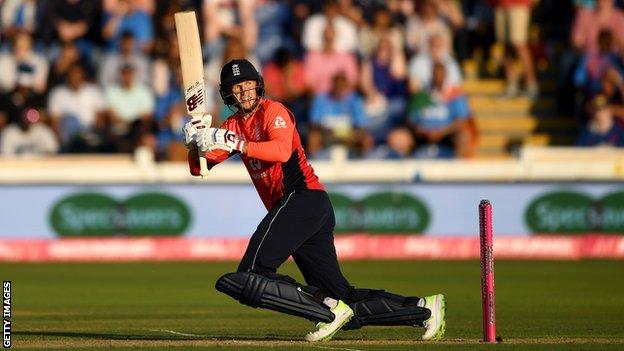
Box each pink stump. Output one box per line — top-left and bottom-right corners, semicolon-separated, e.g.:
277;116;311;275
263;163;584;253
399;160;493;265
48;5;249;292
479;200;496;342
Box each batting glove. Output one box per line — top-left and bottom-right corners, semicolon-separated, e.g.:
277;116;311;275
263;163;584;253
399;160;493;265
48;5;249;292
196;127;246;153
183;114;212;148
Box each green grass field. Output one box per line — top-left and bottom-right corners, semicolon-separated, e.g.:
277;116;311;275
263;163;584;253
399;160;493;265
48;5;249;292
4;260;624;350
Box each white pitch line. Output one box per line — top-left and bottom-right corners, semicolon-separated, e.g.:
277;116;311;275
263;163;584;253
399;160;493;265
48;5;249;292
311;346;366;351
149;329;207;337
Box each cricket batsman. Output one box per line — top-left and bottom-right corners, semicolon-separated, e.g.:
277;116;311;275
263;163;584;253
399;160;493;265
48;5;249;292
183;59;446;341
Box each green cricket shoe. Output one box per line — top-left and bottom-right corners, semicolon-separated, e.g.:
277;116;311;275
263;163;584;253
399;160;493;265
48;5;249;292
421;294;446;341
305;300;354;342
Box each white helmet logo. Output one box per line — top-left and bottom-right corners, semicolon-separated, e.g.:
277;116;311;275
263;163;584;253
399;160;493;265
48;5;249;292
232;64;240;76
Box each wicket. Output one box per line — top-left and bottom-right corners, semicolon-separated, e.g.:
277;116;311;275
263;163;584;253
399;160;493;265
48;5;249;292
479;199;497;342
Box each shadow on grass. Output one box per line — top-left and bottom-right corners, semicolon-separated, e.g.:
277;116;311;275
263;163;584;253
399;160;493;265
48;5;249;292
15;330;293;341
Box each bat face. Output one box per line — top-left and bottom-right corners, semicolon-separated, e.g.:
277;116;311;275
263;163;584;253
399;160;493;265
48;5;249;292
175;11;207;117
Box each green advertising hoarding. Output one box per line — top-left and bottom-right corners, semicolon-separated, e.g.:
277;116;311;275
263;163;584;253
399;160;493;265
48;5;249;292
330;191;430;233
525;191;624;234
50;192;191;236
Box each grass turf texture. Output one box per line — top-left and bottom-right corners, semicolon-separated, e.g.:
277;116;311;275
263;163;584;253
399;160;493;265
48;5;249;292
3;260;624;350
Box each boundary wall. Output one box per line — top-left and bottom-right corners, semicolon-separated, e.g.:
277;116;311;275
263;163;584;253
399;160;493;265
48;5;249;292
1;235;622;262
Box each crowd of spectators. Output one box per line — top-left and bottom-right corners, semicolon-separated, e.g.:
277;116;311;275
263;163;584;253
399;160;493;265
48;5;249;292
569;0;624;146
0;0;623;160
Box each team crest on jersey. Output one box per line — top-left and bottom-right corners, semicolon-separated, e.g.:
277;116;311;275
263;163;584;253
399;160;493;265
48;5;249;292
274;116;287;129
232;64;240;76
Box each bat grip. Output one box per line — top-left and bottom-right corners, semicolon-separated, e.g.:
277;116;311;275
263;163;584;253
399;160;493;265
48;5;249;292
199;155;209;179
190;114;211;180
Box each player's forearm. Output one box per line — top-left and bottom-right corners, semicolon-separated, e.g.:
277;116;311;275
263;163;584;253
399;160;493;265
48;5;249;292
246;139;291;162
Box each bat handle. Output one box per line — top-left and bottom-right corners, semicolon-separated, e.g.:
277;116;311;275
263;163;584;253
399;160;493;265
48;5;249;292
199;155;209;179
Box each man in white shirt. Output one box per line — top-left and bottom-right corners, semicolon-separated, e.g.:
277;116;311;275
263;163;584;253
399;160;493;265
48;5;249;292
1;107;59;156
104;63;154;127
104;63;155;152
48;64;105;147
98;31;151;87
301;0;358;53
408;33;462;94
0;32;48;94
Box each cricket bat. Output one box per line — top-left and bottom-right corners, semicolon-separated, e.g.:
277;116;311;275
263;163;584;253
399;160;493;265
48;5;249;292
174;11;210;179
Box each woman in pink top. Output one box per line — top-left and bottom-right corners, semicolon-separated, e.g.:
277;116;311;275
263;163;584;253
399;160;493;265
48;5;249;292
572;0;624;53
304;22;358;94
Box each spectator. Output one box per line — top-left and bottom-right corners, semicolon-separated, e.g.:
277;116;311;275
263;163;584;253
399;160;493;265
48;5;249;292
408;32;461;94
304;22;358;94
47;64;106;151
40;0;102;55
494;0;538;99
577;94;624;146
202;0;258;56
151;2;186;122
574;0;597;10
574;0;624;10
386;127;416;158
47;40;94;88
435;0;467;60
154;101;187;161
337;0;365;27
103;0;154;14
284;0;321;56
0;32;48;94
404;0;453;56
572;0;624;54
366;126;416;159
407;61;471;158
153;0;180;40
301;0;358;53
358;6;403;58
99;31;151;86
102;0;154;53
360;35;408;143
104;63;155;152
0;0;40;43
574;29;624;97
262;47;309;126
152;35;183;121
601;66;624;120
254;0;294;63
458;0;497;64
0;63;45;127
0;107;59;156
308;73;372;158
151;34;186;160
